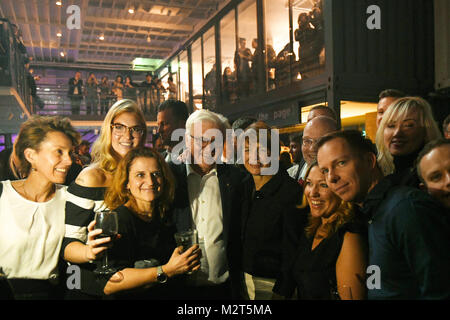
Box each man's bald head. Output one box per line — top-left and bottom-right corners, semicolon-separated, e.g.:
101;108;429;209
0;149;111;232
302;116;338;164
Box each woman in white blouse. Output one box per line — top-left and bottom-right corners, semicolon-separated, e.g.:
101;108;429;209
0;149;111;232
0;115;80;299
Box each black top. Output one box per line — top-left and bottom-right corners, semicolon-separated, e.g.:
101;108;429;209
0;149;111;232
110;205;176;269
387;149;422;188
241;169;305;278
106;205;183;299
289;220;367;300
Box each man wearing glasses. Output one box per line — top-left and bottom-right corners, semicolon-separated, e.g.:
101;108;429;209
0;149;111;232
295;116;338;186
169;109;244;299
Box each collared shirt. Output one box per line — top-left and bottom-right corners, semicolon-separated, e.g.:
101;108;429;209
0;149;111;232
186;164;229;285
361;178;450;300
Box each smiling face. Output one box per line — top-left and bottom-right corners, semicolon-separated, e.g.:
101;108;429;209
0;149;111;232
419;145;450;209
304;165;341;218
127;157;163;209
383;108;425;157
111;112;144;158
317;137;375;204
28;131;73;184
243;140;271;176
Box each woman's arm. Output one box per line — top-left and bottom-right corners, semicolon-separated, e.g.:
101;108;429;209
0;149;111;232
64;220;111;263
62;166;109;262
335;232;368;300
103;245;201;295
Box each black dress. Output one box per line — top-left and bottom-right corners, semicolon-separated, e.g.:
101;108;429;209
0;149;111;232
274;217;367;300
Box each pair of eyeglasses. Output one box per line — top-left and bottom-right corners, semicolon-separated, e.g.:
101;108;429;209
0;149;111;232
189;134;215;148
111;123;145;137
302;137;318;148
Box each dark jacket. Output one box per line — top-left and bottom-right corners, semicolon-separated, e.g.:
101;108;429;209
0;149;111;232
169;162;245;298
361;178;450;299
68;78;83;99
240;169;305;279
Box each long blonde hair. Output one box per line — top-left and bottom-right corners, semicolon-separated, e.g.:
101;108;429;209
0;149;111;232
299;162;355;239
90;99;147;173
375;96;442;176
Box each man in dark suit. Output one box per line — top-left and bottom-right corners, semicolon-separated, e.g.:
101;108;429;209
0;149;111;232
68;71;83;115
169;109;244;299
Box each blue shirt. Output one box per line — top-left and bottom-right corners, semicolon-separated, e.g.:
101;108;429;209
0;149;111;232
361;178;450;299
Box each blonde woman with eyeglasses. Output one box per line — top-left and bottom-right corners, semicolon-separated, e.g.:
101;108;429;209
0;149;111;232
62;99;147;299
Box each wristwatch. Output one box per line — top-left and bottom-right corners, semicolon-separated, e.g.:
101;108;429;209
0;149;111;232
156;265;168;283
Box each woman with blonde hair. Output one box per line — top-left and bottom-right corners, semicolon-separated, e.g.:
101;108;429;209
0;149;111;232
273;162;367;300
62;99;147;299
82;147;200;298
376;96;442;187
0;115;80;299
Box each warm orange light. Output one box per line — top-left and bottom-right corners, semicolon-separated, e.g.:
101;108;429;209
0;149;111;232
56;1;62;6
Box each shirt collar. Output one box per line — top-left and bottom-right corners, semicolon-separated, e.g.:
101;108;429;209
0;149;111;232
360;177;393;218
186;163;218;177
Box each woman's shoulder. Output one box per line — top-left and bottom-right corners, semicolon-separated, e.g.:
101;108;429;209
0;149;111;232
75;164;109;188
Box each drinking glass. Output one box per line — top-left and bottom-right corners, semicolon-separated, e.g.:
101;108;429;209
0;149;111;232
174;229;198;253
93;210;119;275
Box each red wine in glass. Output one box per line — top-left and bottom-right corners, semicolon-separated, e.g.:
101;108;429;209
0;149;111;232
93;210;118;275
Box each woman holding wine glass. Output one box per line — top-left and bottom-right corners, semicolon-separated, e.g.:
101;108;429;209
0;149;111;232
62;99;148;299
84;147;200;298
0;116;80;299
273;162;368;300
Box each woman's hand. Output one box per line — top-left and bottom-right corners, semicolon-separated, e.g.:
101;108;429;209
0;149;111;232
84;220;111;261
163;245;201;277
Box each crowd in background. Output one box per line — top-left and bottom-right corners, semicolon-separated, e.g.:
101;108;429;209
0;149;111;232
68;71;177;118
0;91;449;301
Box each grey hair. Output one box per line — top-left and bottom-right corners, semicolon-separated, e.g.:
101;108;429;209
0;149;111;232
185;109;226;135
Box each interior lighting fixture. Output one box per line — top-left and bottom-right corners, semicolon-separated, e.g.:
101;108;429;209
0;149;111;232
56;31;62;37
56;1;62;6
99;33;105;41
128;7;135;14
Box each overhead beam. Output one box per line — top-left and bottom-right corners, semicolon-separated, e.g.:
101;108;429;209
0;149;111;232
84;16;193;32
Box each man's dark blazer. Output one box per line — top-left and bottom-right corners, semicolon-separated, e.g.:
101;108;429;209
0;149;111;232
168;162;246;298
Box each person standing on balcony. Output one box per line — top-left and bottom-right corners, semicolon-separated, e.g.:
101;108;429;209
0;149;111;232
85;73;99;115
99;76;111;115
68;71;83;115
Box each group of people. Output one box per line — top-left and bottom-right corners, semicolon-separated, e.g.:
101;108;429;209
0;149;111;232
67;72;177;117
0;91;449;300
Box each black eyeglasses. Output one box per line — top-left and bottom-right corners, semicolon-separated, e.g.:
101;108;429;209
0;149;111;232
111;123;145;137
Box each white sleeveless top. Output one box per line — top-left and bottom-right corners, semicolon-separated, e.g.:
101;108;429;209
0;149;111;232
0;180;67;280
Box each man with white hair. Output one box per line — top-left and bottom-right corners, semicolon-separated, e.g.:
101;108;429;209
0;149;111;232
169;109;244;299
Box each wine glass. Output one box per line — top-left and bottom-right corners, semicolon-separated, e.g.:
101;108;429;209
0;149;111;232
93;210;118;275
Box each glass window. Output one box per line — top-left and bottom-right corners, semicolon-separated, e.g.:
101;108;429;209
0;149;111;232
191;38;203;110
292;0;326;82
203;27;217;111
237;0;257;99
265;0;291;90
170;58;179;100
220;10;237;104
179;51;189;106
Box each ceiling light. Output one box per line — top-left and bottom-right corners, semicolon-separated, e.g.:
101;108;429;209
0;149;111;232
56;31;62;37
60;51;65;57
146;34;151;43
56;1;62;6
128;7;135;14
99;34;105;41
